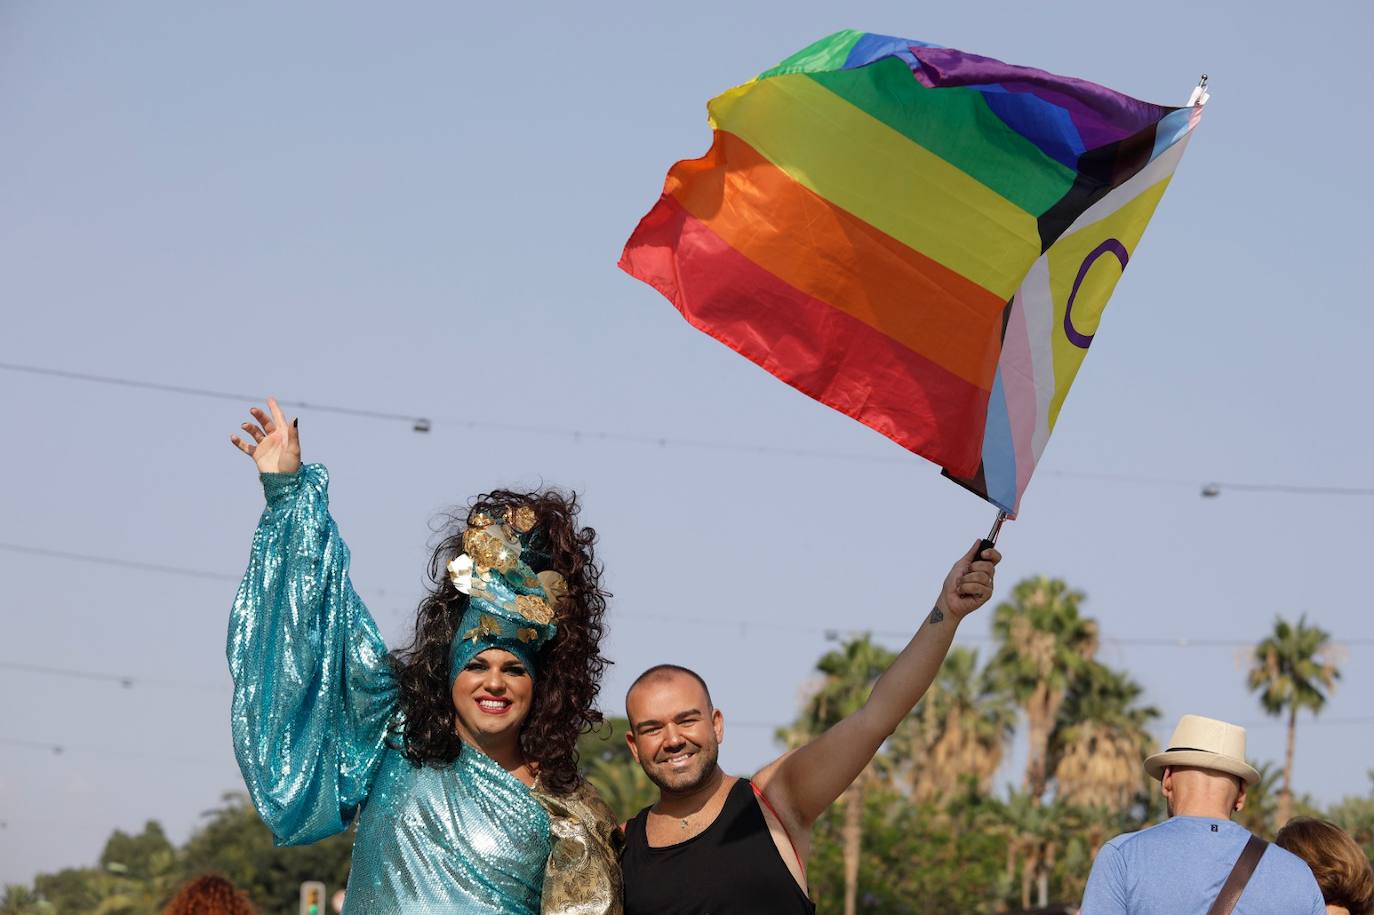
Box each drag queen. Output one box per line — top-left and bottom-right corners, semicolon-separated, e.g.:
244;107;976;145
227;399;621;913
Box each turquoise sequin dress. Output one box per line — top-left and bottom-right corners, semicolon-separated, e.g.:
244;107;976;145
227;464;553;914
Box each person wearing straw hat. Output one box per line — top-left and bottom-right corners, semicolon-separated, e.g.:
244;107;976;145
1081;714;1325;914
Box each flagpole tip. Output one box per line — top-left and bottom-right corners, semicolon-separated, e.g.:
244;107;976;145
1187;73;1211;107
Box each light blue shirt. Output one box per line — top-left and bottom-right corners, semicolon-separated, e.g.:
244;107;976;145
1080;817;1325;914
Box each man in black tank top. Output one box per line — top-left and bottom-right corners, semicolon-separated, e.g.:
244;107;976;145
620;542;1002;914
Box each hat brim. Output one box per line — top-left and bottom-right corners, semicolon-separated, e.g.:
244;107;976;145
1144;750;1260;786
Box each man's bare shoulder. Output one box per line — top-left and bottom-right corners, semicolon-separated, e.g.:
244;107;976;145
750;750;796;792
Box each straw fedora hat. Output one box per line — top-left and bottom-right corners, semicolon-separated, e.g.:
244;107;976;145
1143;714;1261;785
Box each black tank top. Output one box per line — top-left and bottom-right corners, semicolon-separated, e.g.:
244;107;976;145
622;778;817;914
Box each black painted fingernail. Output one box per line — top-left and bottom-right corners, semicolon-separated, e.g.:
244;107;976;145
293;418;298;428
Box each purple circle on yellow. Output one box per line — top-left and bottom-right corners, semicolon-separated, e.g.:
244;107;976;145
1064;238;1129;349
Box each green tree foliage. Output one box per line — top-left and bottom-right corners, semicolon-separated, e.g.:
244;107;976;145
985;577;1099;802
1325;772;1374;862
1247;614;1341;828
4;795;353;915
890;647;1016;804
787;635;897;915
29;869;106;915
1049;661;1159;813
6;586;1362;915
0;885;46;915
805;783;1007;914
99;822;174;881
1231;760;1278;836
578;717;658;822
179;793;353;913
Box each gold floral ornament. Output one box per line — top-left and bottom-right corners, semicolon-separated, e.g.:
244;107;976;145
446;554;474;595
516;627;539;643
463;523;520;574
462;613;503;644
515;594;555;626
506;504;538;534
536;571;570;618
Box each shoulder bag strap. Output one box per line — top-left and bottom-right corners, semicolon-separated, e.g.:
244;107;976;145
1206;834;1269;915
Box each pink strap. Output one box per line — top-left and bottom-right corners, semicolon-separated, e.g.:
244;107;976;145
749;781;805;875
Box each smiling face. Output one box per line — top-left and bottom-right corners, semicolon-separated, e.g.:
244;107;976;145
625;671;723;795
451;648;534;747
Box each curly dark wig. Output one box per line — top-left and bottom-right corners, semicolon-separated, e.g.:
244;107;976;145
389;487;610;793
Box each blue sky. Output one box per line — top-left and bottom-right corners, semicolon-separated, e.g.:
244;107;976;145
2;0;1371;885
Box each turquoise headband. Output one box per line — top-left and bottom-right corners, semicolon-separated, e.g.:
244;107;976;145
446;506;564;684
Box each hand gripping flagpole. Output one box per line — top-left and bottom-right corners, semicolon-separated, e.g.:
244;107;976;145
976;511;1007;562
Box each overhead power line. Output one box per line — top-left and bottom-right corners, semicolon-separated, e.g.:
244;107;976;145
0;542;240;583
0;660;226;692
0;361;429;428
3;543;1372;658
0;735;230;766
0;542;400;597
4;360;1371;492
1;736;67;754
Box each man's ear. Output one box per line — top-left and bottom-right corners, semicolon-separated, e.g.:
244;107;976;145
624;726;641;764
1161;766;1174;799
1233;778;1247;813
712;707;724;745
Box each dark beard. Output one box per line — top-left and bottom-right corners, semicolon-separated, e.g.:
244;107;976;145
647;740;720;795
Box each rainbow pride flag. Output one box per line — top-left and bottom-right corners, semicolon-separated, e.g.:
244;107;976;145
620;30;1203;515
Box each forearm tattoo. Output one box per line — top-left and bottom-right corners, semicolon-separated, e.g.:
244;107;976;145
927;605;944;625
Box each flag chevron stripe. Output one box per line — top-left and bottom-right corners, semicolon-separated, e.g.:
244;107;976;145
667;130;1005;389
709;72;1043;300
620;195;989;475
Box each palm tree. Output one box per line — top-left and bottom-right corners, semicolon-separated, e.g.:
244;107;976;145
996;790;1086;909
1233;760;1281;837
1050;661;1159;810
784;634;895;915
985;577;1099;802
892;647;1016;804
1247;615;1341;828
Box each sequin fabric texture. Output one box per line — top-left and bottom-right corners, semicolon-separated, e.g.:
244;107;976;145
227;464;556;913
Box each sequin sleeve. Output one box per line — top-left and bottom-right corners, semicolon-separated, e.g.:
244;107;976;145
227;462;398;846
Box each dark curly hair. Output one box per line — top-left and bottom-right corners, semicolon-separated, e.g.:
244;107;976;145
389;487;610;793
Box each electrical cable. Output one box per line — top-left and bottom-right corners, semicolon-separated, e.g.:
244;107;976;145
5;360;1371;491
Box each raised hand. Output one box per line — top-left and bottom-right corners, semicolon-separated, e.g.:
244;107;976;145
936;540;1001;620
230;397;301;475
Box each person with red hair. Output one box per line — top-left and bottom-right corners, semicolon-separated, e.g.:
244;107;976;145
162;874;256;915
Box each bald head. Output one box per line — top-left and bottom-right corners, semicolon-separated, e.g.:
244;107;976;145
625;664;713;727
1163;765;1247;819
